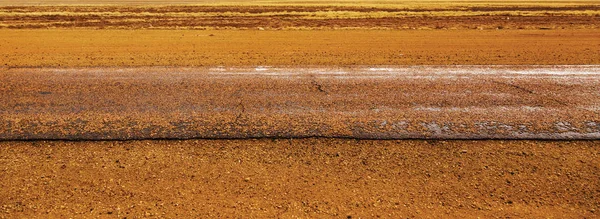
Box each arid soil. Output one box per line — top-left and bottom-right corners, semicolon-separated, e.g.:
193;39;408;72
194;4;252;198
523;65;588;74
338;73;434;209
1;139;599;218
1;29;599;67
1;1;599;218
1;66;599;140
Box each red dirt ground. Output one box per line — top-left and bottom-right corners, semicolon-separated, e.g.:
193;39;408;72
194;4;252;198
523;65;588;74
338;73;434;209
1;139;599;218
1;3;599;218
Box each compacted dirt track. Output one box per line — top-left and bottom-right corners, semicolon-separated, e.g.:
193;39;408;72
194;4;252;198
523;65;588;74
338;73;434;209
1;66;599;140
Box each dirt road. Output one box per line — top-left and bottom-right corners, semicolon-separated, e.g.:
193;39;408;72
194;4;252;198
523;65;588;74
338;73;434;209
2;66;599;140
1;1;599;218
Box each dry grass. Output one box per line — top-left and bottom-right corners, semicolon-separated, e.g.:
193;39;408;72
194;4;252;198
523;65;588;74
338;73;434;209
1;0;599;6
2;9;598;18
0;4;598;30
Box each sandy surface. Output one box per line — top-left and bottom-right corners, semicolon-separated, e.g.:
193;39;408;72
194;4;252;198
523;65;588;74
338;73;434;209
1;139;599;218
1;66;599;140
1;2;599;218
1;29;599;67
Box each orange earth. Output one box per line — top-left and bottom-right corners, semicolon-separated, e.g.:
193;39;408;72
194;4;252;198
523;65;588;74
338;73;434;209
1;1;599;218
1;139;599;218
1;29;599;67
